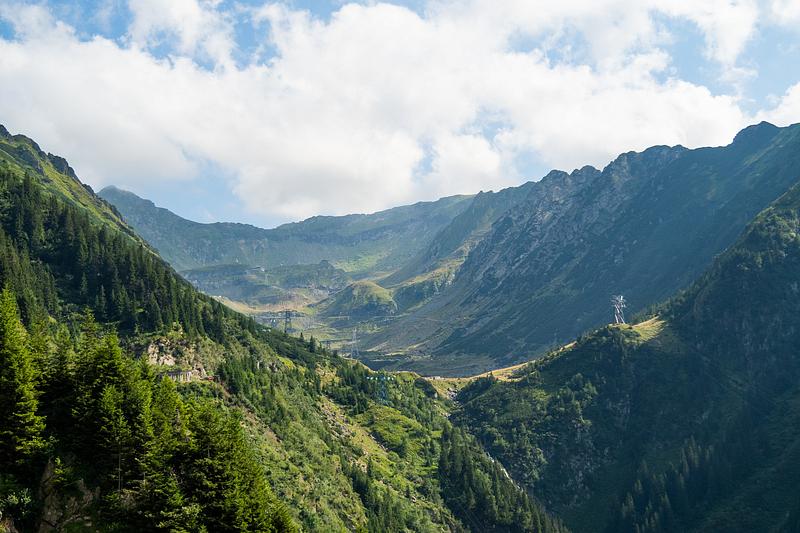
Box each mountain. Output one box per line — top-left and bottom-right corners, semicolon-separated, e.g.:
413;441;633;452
99;185;473;275
182;260;353;312
6;118;800;532
452;180;800;531
0;125;562;532
384;182;537;312
367;122;800;375
0;126;140;244
100;179;543;349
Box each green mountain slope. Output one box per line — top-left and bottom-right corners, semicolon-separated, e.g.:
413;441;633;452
99;185;473;275
453;180;800;532
384;182;536;312
321;280;398;319
0;125;561;532
182;260;352;311
368;122;800;375
0;126;140;244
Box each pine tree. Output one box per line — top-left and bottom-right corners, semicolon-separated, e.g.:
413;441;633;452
0;289;45;472
98;384;132;495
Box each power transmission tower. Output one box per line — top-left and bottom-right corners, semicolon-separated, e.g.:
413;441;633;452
283;310;292;333
351;327;359;359
378;375;394;404
611;295;626;324
367;373;394;404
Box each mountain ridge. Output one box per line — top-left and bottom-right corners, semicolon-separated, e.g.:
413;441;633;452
98;122;800;378
99;184;474;274
365;122;800;374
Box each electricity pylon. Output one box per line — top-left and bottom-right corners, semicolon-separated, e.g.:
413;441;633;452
351;327;359;358
611;295;626;324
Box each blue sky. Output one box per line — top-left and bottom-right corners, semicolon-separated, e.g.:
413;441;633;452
0;0;799;228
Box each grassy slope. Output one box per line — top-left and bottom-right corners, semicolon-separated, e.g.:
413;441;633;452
182;261;353;310
322;280;398;318
385;183;536;287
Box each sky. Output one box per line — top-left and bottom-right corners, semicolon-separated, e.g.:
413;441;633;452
0;1;799;228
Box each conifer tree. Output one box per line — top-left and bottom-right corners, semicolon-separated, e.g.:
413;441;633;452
0;288;45;472
98;384;132;495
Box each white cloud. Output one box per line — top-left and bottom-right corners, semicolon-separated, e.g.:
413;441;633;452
0;2;62;37
760;82;800;124
127;0;234;67
423;134;507;197
769;0;800;23
0;0;790;223
659;0;759;67
429;0;759;68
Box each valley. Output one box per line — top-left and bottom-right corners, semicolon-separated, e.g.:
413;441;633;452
0;125;565;532
3;120;800;532
104;122;800;379
4;3;800;531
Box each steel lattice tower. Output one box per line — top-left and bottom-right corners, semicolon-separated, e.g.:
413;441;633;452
611;295;627;324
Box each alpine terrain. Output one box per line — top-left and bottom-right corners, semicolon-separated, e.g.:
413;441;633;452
4;114;800;533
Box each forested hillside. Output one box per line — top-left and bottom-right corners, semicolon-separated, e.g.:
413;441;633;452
0;127;561;532
0;134;299;530
0;297;295;531
453;181;800;531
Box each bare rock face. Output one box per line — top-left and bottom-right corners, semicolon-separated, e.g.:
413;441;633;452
141;332;225;377
146;339;179;367
37;458;96;532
